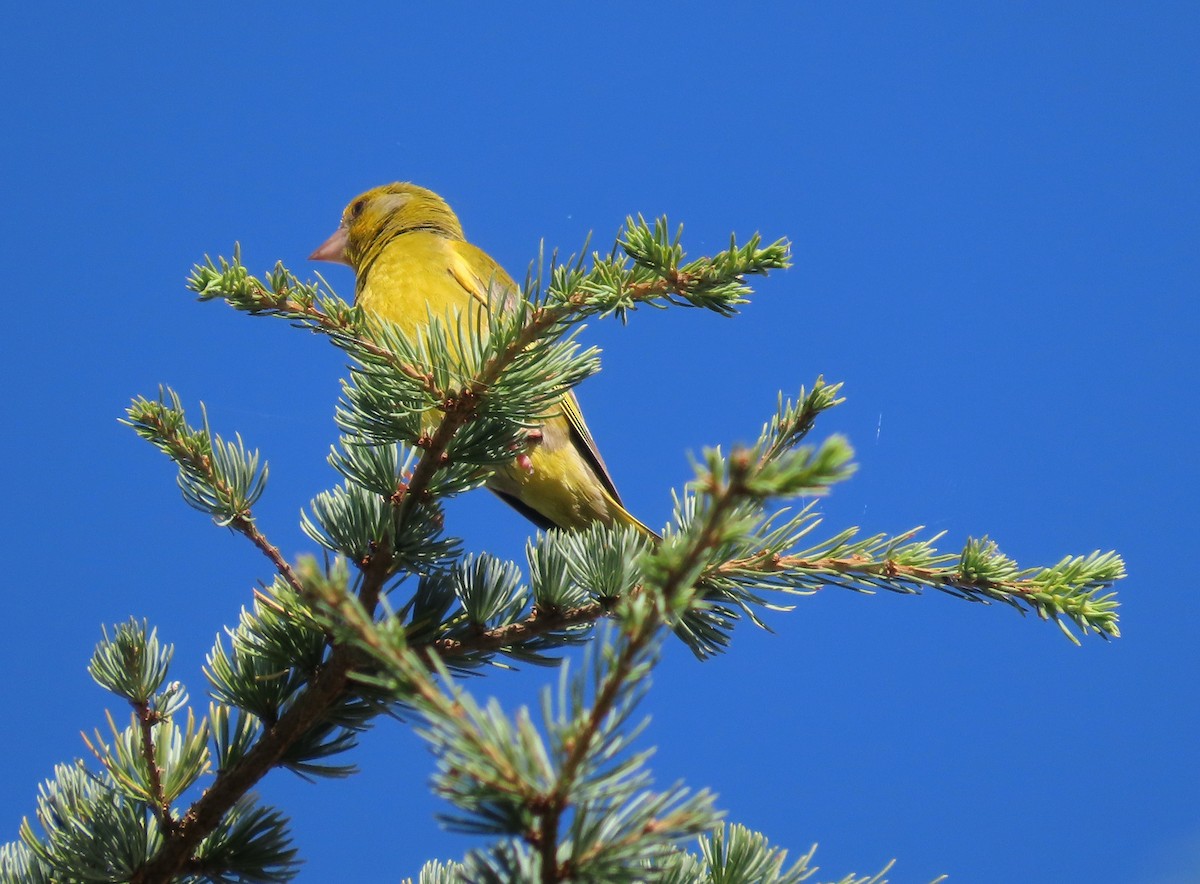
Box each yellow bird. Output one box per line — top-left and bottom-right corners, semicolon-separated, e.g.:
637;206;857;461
310;182;654;538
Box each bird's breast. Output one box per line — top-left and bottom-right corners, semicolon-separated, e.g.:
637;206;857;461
357;234;472;337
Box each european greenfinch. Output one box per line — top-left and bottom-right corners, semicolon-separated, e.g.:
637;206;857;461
310;183;654;538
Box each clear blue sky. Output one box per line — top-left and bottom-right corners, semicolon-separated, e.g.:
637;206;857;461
2;4;1196;882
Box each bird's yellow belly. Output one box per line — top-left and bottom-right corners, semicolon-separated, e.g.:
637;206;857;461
487;413;617;530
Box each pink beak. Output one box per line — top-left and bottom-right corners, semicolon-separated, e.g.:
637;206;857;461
309;225;350;264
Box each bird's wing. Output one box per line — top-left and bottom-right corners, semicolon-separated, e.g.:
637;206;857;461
557;389;624;505
447;241;520;314
448;241;625;506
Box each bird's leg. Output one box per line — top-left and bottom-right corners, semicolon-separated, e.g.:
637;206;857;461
514;429;544;475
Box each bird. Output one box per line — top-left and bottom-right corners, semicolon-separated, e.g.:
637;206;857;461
310;182;655;539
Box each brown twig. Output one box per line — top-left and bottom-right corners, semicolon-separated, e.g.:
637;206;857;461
717;553;1039;600
134;701;177;836
229;516;306;599
430;600;606;658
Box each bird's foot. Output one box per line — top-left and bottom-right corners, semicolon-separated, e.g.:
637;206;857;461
514;429;544;475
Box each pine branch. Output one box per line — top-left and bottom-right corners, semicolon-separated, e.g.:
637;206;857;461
117;379;1118;882
129;523;398;880
536;631;659;883
129;652;353;883
22;210;1119;883
122;390;304;599
188;217;791;334
127;236;675;877
133;700;175;835
712;531;1123;643
429;599;608;657
120;392;385;880
401;539;1122;665
311;584;717;882
299;394;863;879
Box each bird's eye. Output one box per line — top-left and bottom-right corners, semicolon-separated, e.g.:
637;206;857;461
349;198;366;220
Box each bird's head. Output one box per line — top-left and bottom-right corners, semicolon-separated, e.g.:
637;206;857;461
309;182;464;269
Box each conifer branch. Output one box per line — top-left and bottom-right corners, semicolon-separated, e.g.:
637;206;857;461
128;232;677;877
310;579;713;883
726;548;1123;635
123;390;304;600
239;528;304;600
127;503;401;879
429;599;608;657
410;540;1122;662
188;217;791;337
129;652;354;883
133;701;176;835
537;628;659;883
9;215;1124;881
121;391;385;879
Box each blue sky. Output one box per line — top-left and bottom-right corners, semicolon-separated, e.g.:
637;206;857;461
2;4;1196;881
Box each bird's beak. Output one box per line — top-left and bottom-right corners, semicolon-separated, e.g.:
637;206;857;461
309;225;350;264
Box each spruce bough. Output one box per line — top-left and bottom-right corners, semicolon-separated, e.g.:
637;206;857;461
2;215;1122;883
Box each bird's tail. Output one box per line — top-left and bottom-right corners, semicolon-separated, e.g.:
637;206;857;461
490;486;659;541
610;498;661;543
